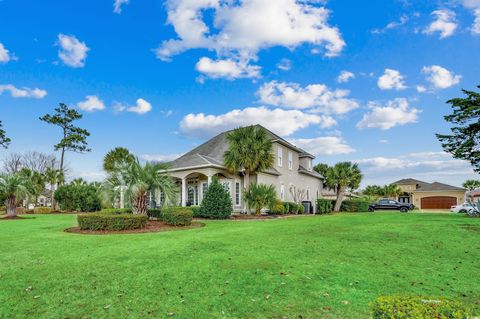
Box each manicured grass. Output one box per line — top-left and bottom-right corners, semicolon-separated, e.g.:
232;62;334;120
0;212;479;318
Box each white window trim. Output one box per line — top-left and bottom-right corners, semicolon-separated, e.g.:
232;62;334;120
288;151;293;170
277;146;283;167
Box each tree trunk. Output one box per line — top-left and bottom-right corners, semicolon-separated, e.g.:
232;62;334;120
132;193;148;215
59;147;65;185
5;196;17;217
334;187;345;212
243;172;250;214
50;183;56;210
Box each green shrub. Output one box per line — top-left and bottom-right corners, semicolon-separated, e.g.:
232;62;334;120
77;213;147;231
298;204;305;214
148;209;162;219
199;177;233;219
270;200;286;215
99;208;162;219
371;296;471;319
33;207;54;214
282;202;290;214
191;206;201;218
289;202;300;214
316;199;334;214
341;200;369;212
55;184;101;212
161;207;193;226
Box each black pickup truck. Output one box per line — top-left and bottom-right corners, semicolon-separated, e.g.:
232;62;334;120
368;199;414;212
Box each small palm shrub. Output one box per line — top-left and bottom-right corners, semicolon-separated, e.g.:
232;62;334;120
316;199;334;214
161;207;193;226
199;177;233;219
270;200;286;215
298;204;305;214
244;183;277;215
371;296;471;319
77;213;148;231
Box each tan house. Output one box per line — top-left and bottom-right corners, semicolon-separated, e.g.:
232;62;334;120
393;178;466;209
163;125;324;212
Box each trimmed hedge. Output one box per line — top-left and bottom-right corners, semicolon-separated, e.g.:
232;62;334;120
341;200;369;212
371;296;471;319
77;213;148;231
33;207;55;214
99;208;162;219
316;199;334;214
161;207;193;226
55;184;101;212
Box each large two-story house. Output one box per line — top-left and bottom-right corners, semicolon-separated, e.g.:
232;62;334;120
164;125;324;212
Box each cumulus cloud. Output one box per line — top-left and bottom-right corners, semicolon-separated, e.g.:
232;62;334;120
180;106;336;138
257;81;359;114
460;0;480;34
114;98;153;115
422;65;461;89
424;9;457;39
57;34;90;68
140;153;183;162
357;98;420;130
76;95;105;112
416;85;427;93
156;0;345;78
377;69;407;90
288;136;355;156
371;15;409;34
195;57;261;80
0;43;14;63
337;71;355;83
0;84;47;99
113;0;129;14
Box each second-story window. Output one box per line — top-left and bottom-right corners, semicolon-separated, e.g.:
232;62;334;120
308;159;312;171
288;151;293;170
277;146;283;167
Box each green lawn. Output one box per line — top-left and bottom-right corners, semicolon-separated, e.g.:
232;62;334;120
0;212;479;318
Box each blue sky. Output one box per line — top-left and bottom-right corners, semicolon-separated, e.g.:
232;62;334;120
0;0;479;186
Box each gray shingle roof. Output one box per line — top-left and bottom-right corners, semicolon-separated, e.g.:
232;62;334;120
168;125;315;173
393;178;465;192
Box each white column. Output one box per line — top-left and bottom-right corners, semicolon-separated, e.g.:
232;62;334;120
207;174;212;185
181;178;187;207
120;186;125;209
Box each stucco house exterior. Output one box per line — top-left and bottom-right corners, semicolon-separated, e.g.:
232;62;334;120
393;178;466;209
163;125;324;212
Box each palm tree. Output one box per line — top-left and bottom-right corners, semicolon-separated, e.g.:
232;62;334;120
223;126;274;192
381;184;402;199
325;162;363;212
105;158;176;215
244;183;277;215
463;179;480;191
44;167;63;209
0;173;33;217
71;178;87;186
103;147;135;173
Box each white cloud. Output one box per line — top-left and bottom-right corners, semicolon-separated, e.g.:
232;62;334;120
337;71;355;83
379;139;389;144
277;58;292;71
357;98;420;130
288;136;355;156
0;43;13;63
180;106;336;138
114;98;152;115
195;57;260;80
113;0;129;14
0;84;47;99
424;9;458;39
257;81;359;114
140;153;183;162
377;69;407;90
156;0;345;78
76;95;105;112
57;34;90;68
473;8;480;34
416;85;427;93
372;15;409;34
461;0;480;34
422;65;461;89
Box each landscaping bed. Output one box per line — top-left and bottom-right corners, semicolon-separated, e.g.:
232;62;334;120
65;220;204;235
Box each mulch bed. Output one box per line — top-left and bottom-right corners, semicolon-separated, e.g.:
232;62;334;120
0;215;32;221
65;221;205;235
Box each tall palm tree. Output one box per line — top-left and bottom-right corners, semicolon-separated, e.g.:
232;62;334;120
223;126;274;192
71;178;87;186
244;183;277;215
325;162;363;212
0;173;33;217
381;184;402;199
44;167;63;209
103;147;135;173
105;158;176;215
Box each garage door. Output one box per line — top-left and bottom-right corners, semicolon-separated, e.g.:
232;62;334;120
421;196;457;209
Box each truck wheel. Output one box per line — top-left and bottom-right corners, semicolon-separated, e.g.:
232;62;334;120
400;207;408;213
368;207;374;212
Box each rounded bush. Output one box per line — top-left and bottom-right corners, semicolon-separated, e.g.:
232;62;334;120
161;207;193;226
199;178;233;219
33;207;54;214
316;199;334;214
77;213;148;231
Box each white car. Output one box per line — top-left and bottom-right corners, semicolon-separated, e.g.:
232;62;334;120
450;203;475;213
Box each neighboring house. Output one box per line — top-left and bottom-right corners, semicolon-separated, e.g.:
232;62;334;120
164;125;324;212
467;189;480;202
393;178;466;209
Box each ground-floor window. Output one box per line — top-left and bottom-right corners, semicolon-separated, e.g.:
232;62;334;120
235;181;241;206
280;184;285;200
